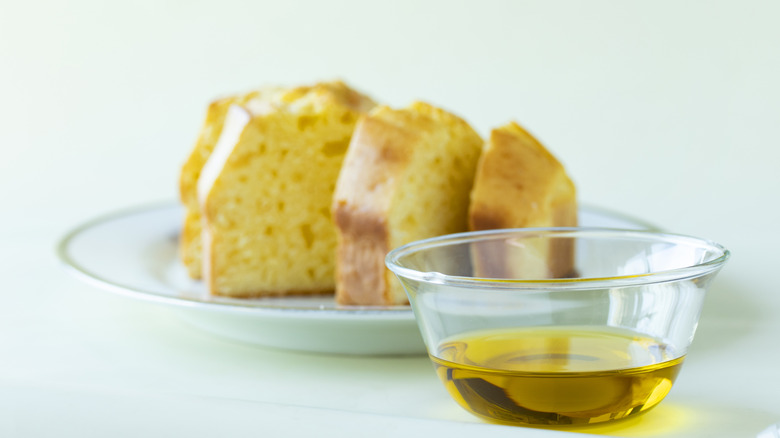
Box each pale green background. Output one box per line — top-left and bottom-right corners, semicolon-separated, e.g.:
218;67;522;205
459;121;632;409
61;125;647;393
1;1;778;437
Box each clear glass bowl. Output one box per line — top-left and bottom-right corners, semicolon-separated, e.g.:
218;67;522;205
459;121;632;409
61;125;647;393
386;228;730;426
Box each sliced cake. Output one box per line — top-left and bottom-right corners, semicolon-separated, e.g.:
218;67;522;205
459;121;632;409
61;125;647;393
197;81;376;297
179;87;281;279
332;101;484;305
468;121;577;279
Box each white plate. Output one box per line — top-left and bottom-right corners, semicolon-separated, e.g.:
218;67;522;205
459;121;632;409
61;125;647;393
56;202;658;355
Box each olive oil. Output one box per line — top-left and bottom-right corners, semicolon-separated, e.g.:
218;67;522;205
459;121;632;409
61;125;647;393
432;326;684;426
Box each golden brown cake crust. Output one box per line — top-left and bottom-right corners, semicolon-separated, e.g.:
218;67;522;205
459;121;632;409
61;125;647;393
332;102;483;305
469;121;577;279
331;113;416;305
469;121;576;231
332;203;390;304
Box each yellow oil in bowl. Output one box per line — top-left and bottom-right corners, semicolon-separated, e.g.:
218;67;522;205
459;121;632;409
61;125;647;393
432;326;683;426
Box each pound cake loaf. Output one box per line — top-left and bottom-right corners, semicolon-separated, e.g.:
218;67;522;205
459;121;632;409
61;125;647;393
468;121;577;278
179;87;282;279
197;81;376;297
332;102;484;305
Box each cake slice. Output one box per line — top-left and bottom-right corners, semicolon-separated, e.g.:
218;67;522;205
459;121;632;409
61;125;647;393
332;102;484;305
179;87;281;279
197;81;376;297
468;121;577;279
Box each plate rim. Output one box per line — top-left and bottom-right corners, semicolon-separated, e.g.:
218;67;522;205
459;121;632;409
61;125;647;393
55;200;659;320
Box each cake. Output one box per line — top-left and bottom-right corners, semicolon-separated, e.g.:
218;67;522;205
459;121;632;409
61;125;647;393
180;81;578;303
468;121;577;279
194;81;376;297
332;101;484;305
179;87;281;279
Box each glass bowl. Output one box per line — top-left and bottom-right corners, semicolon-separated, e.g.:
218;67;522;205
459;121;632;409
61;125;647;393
386;228;730;426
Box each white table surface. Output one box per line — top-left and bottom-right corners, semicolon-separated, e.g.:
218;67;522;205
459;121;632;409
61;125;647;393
2;1;779;437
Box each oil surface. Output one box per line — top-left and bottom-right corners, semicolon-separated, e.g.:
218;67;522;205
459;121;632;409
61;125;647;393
432;326;684;425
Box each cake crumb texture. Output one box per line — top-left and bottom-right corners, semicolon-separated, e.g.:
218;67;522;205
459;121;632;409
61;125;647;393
194;81;375;297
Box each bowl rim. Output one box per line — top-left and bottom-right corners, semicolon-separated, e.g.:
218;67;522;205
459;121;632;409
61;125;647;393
385;227;731;290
